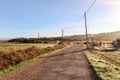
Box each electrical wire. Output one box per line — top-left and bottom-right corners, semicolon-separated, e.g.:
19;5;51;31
63;0;97;31
86;0;96;13
64;15;84;31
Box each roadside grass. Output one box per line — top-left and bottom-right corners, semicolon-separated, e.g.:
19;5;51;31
0;52;54;75
85;50;120;80
0;43;55;50
0;43;70;76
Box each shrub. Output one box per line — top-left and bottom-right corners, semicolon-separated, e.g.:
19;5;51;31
0;43;67;70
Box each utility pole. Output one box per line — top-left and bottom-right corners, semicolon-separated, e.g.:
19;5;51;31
38;32;40;39
62;29;64;40
84;12;89;49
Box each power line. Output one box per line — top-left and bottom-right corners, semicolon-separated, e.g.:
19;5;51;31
64;15;84;31
86;0;97;13
63;0;97;31
84;0;96;49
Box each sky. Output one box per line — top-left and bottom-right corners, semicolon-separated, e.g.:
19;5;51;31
0;0;120;38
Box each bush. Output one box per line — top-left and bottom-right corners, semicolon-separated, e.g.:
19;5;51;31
0;44;67;70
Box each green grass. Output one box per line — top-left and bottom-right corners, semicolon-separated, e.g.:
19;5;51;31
0;43;55;50
85;50;120;80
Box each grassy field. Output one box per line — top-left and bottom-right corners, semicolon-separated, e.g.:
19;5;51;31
0;43;56;70
0;43;55;50
0;43;68;75
85;50;120;80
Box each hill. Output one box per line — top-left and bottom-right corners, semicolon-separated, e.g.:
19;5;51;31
8;31;120;43
64;31;120;41
0;38;10;41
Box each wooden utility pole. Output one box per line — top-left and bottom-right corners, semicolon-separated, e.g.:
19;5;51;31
84;12;89;49
62;29;64;41
62;29;64;40
38;32;40;39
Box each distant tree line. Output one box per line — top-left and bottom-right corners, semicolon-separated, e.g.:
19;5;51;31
8;38;48;43
8;37;69;43
6;31;120;43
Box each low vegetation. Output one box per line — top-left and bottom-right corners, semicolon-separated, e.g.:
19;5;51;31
0;43;55;50
8;37;63;43
0;43;68;72
85;50;120;80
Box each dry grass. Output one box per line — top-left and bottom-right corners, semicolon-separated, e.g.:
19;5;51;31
0;43;55;50
85;50;120;80
0;43;67;70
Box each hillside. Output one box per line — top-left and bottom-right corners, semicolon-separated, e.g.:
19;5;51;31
7;31;120;42
64;31;120;41
0;38;10;41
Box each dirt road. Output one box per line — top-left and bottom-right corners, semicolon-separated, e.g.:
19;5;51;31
0;44;97;80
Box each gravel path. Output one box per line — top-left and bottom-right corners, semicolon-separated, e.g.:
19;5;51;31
0;44;97;80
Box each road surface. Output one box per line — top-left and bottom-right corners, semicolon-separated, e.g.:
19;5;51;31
0;44;97;80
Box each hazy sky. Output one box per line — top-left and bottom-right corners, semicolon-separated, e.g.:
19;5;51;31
0;0;120;38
